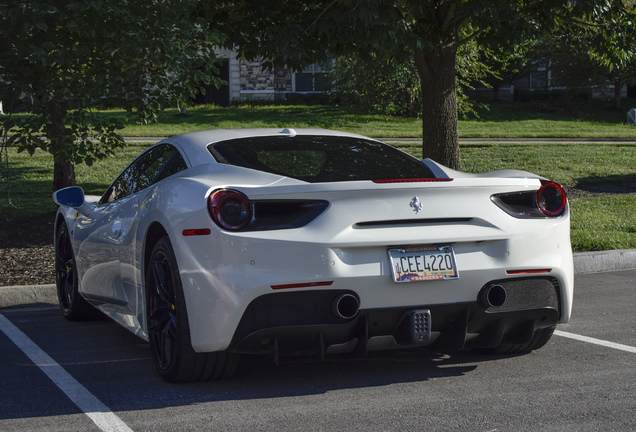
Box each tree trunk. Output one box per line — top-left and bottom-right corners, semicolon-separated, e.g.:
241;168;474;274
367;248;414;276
53;159;76;192
46;100;77;191
414;44;461;171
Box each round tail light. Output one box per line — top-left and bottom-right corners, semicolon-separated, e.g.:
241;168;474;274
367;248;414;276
208;189;252;230
536;181;567;217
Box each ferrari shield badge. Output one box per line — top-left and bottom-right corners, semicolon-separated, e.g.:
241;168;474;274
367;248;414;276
410;196;422;214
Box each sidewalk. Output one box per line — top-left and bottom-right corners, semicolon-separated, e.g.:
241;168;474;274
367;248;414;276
2;249;635;309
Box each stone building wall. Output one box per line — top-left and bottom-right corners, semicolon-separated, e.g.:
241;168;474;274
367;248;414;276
240;60;274;91
274;66;292;93
214;49;311;102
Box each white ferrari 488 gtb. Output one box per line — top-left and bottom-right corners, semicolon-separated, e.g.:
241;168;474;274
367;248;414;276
53;128;573;382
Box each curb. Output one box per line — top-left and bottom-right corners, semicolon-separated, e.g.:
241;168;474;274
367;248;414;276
572;249;636;274
1;284;57;309
1;250;635;310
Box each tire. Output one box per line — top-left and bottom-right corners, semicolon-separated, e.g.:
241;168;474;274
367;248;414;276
480;325;556;355
146;236;238;382
55;223;96;321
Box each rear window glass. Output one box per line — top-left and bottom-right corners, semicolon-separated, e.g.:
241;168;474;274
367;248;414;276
207;136;435;182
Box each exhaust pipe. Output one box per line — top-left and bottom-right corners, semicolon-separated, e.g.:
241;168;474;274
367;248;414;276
332;294;360;319
480;284;507;308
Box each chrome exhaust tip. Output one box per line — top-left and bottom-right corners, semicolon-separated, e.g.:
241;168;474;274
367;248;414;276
332;294;360;319
480;284;507;308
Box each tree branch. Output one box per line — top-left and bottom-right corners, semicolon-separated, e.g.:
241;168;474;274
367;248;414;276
439;1;456;33
305;0;339;34
458;27;485;47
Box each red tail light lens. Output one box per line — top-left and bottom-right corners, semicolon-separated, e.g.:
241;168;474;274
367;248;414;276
491;180;567;218
536;181;567;217
208;189;252;230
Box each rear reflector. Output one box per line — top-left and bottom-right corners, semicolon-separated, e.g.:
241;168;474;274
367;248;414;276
271;281;333;290
372;178;453;184
506;269;551;275
182;229;212;236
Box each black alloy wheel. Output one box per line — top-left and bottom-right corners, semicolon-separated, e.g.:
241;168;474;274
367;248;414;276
146;236;237;382
55;223;94;320
147;244;179;374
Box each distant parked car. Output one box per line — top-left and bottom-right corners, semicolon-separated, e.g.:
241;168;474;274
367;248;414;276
53;128;573;382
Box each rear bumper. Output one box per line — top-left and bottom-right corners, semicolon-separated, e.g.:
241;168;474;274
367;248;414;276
229;276;561;359
171;204;573;353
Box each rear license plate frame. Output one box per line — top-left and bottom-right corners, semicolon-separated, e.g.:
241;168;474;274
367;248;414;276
388;245;459;283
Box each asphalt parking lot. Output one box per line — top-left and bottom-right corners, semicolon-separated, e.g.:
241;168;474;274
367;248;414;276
1;266;635;432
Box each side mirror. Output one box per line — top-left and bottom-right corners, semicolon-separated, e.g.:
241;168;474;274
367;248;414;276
53;186;93;216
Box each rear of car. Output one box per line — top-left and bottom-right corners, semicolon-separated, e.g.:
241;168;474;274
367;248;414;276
168;132;572;359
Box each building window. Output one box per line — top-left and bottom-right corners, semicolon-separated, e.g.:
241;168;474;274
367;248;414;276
293;62;332;93
529;70;548;90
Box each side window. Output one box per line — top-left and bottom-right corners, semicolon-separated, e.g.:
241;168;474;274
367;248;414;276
101;144;187;203
154;152;187;183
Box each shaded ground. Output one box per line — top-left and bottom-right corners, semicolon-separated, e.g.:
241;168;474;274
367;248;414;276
564;181;636;199
1;180;635;287
0;212;56;286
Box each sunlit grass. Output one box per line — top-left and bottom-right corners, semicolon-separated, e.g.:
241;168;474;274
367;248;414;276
569;196;636;251
459;101;636;138
92;105;423;138
458;143;636;185
10;100;634;139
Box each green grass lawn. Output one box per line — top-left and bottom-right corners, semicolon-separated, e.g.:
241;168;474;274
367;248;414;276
16;99;634;139
2;141;635;252
83;105;423;138
459;100;636;138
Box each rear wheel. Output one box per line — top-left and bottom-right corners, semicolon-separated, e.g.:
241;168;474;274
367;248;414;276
480;325;556;355
146;237;237;382
55;223;95;320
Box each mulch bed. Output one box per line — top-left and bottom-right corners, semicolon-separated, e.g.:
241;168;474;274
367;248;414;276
0;212;56;286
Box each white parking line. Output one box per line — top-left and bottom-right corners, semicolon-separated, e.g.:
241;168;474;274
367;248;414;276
0;314;133;432
555;330;636;354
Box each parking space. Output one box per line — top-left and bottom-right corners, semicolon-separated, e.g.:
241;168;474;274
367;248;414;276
1;269;635;431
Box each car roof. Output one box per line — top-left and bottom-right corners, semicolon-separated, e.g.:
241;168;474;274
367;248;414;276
159;128;373;168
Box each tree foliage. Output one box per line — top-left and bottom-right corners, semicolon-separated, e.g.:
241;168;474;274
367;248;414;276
0;0;224;190
480;42;534;101
328;39;489;118
541;0;636;108
328;55;422;117
205;0;608;170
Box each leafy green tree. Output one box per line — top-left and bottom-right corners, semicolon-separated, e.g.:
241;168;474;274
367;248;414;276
454;39;491;115
329;39;489;118
205;0;604;170
0;1;224;191
328;55;421;117
546;1;636;108
481;42;533;102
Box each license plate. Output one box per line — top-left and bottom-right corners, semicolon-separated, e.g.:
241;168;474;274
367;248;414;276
388;245;459;283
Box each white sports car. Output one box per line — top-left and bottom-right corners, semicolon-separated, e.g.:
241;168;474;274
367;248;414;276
53;128;573;382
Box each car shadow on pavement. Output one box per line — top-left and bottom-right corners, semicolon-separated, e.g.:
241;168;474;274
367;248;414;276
2;308;534;418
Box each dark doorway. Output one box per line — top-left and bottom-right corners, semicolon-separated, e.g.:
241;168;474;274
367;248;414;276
627;86;636;99
194;59;230;107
